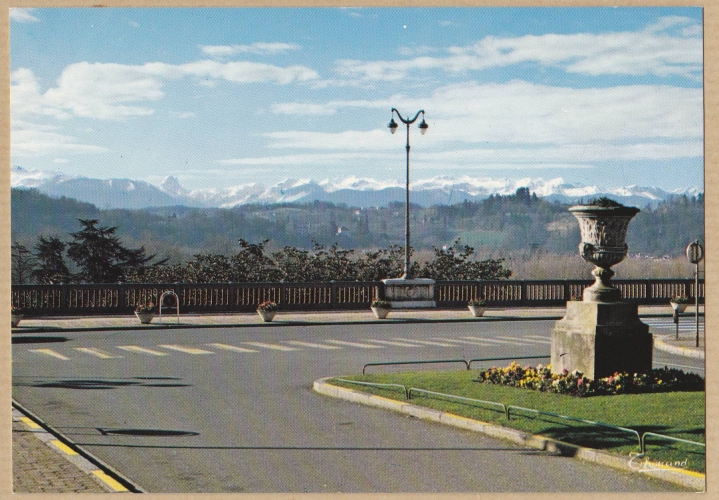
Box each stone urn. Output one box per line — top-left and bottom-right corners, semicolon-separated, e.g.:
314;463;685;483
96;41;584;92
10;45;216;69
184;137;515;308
135;311;154;324
257;309;277;322
670;300;689;314
11;312;23;328
569;199;640;302
371;300;392;319
467;301;487;317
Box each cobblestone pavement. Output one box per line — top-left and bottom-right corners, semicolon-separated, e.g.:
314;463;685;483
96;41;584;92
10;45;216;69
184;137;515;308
12;413;111;493
10;306;703;493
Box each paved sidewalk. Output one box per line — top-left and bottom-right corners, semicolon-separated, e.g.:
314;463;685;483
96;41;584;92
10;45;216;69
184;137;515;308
10;306;704;493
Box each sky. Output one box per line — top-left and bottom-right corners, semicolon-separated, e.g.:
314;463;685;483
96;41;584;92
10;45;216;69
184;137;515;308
10;7;704;192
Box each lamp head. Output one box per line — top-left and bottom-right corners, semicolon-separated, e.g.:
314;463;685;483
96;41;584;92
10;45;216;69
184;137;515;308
418;119;428;135
388;118;398;134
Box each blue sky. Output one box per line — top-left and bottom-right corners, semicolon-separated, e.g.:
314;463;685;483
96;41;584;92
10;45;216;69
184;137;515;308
10;7;704;192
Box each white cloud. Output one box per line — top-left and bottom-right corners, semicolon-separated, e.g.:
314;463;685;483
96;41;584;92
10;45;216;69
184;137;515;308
54;158;70;163
200;42;301;57
270;102;337;115
336;16;702;81
12;127;109;157
219;152;390;166
12;60;320;121
10;8;39;22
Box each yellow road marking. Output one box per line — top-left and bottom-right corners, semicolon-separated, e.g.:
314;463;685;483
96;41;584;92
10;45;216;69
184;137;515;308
50;439;78;455
20;417;42;429
92;470;129;491
75;347;122;359
206;343;258;353
117;345;168;356
29;348;70;360
158;344;215;354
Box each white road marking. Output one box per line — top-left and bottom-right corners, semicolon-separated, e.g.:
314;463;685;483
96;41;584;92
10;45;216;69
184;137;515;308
158;344;215;354
285;340;341;350
243;342;300;351
431;337;496;346
496;336;552;345
117;345;168;356
393;338;457;347
29;349;69;360
74;347;122;359
206;343;259;353
325;340;384;349
461;336;526;346
362;339;426;347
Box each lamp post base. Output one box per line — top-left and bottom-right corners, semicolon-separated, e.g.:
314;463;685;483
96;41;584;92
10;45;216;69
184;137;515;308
382;278;436;309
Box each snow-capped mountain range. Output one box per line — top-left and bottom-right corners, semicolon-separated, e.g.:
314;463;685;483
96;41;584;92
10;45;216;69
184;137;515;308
10;166;702;210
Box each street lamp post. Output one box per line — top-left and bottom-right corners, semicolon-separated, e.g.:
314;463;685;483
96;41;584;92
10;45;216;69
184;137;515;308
388;108;428;279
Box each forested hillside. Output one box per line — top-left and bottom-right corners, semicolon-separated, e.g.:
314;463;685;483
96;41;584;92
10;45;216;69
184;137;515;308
11;187;704;263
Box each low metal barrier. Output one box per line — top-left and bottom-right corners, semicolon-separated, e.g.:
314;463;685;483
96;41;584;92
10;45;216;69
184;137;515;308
641;432;705;455
408;388;508;418
334;379;410;399
506;405;642;450
363;355;550;375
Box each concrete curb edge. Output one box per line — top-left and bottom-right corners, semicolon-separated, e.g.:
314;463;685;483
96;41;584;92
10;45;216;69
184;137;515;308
654;335;705;359
313;378;705;492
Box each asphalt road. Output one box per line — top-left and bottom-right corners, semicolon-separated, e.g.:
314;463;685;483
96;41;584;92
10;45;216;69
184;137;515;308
12;319;697;493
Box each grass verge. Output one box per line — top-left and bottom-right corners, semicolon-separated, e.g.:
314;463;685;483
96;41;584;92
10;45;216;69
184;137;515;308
329;370;705;473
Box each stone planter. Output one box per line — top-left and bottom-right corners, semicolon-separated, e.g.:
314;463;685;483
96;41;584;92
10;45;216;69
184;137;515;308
671;302;689;314
371;306;390;319
135;311;154;324
468;305;486;317
257;309;277;322
11;313;23;328
569;202;640;303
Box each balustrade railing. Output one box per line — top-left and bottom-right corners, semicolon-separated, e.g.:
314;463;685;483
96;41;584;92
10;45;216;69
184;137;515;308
11;279;702;317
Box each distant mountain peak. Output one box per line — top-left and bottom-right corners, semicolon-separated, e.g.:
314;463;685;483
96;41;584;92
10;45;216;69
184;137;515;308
10;166;702;210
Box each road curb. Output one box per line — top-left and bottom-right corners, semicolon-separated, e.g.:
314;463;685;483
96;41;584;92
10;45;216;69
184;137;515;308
12;401;145;493
653;336;704;360
313;378;705;492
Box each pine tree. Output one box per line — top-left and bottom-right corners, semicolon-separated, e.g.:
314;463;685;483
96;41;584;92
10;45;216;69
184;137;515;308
33;236;71;284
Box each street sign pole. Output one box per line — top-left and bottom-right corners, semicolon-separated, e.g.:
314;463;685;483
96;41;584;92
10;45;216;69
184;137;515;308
686;240;704;348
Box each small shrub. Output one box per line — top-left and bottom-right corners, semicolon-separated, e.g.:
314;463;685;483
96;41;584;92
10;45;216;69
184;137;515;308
371;299;392;309
135;303;155;314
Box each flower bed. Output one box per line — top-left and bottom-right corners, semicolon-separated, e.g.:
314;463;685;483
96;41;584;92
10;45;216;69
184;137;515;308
474;362;704;397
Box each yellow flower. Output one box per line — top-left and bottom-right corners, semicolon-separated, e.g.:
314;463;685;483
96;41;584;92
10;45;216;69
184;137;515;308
657;380;662;385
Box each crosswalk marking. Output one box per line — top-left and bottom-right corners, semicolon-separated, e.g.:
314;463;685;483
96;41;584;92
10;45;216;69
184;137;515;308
393;338;456;347
362;339;426;347
243;342;300;351
158;344;215;354
461;336;525;346
525;335;551;340
206;343;259;353
117;345;168;356
431;337;495;346
29;349;70;360
325;340;384;349
74;347;122;359
496;336;552;345
285;340;341;350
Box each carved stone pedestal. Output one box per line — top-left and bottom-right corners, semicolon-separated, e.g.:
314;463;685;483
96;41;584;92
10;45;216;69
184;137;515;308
382;278;436;308
551;301;652;379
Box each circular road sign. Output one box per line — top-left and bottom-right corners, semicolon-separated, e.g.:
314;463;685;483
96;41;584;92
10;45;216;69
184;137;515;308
686;240;704;264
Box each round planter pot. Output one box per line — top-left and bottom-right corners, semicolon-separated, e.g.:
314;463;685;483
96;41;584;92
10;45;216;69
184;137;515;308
257;309;277;322
468;305;486;317
135;311;154;324
671;302;688;314
371;306;390;319
11;313;23;328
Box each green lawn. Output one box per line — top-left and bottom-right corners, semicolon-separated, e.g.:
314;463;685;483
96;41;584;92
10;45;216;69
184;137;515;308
330;370;705;473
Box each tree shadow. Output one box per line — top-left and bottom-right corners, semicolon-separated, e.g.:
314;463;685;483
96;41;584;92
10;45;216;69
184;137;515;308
12;336;69;344
16;377;191;390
